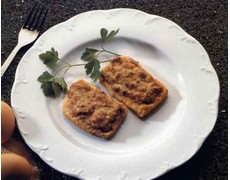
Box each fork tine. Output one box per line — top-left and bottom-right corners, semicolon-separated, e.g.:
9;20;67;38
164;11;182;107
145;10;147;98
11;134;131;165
31;6;44;31
22;2;38;29
34;7;49;31
27;5;40;30
23;2;48;31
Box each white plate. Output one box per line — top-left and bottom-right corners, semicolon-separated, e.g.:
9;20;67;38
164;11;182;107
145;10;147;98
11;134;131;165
11;9;219;180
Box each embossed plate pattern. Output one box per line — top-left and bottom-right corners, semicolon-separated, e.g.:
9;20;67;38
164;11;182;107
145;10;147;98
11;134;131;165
11;9;219;180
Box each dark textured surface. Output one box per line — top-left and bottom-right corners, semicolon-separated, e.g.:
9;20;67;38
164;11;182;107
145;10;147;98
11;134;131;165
1;0;227;179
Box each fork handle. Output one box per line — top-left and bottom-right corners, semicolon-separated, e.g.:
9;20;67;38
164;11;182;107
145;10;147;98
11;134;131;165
1;44;21;77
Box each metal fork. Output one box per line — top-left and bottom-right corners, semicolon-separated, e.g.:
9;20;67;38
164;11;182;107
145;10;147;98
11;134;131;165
1;2;48;76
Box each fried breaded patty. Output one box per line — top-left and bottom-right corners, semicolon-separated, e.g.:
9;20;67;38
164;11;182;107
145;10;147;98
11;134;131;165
100;56;168;118
63;80;128;139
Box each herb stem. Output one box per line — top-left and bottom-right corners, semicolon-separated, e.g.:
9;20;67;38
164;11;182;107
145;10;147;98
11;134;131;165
99;45;120;56
54;52;116;79
61;62;90;78
59;59;71;66
60;58;112;78
103;50;120;56
101;42;105;50
62;66;71;78
54;65;69;76
99;59;112;63
70;63;87;67
96;50;104;57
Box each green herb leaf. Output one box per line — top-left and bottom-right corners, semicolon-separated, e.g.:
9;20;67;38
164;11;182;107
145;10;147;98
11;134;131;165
100;28;108;42
37;71;53;83
53;77;67;93
37;71;54;97
81;48;99;61
100;28;119;43
81;51;93;61
38;28;121;98
37;71;67;97
85;59;101;82
41;81;55;97
52;81;61;97
106;29;119;41
39;47;60;68
86;48;99;53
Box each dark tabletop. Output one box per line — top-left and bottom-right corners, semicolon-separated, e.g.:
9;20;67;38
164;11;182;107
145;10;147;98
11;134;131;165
1;0;227;179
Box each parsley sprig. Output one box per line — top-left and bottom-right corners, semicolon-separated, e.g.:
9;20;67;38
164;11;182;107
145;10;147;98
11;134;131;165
37;28;120;97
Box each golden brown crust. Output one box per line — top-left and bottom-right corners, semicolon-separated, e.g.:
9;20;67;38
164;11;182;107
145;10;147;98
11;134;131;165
63;80;128;139
99;56;168;118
